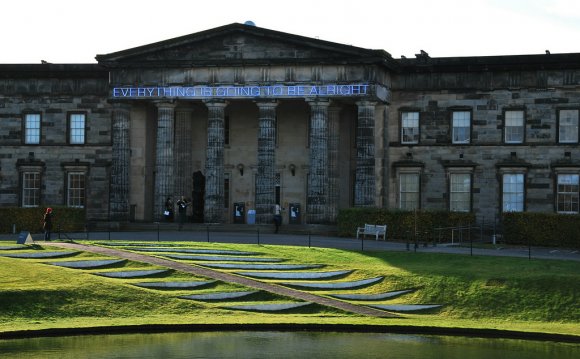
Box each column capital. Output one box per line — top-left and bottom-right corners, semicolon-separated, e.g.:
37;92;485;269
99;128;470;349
112;102;132;111
355;100;377;108
203;99;228;108
254;100;279;109
306;98;331;107
154;101;176;109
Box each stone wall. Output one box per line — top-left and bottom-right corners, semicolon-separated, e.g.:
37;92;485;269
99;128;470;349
0;67;112;221
389;66;580;222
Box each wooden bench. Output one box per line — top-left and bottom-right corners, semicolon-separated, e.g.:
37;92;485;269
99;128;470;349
356;224;387;241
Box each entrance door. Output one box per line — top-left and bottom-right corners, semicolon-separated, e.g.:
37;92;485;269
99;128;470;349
192;171;205;223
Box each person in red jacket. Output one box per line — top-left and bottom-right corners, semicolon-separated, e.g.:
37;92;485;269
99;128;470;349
43;207;53;241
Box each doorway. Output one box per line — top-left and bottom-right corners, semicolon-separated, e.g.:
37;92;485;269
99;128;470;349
192;171;205;223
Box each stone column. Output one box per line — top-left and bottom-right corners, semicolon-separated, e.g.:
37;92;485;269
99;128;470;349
354;101;376;207
110;103;131;221
307;99;330;223
255;101;278;224
327;105;340;222
174;108;193;200
154;102;175;221
203;100;227;223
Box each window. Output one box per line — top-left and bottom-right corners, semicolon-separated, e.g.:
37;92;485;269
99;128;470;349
556;174;579;213
69;113;86;144
450;173;471;212
224;173;230;208
275;172;281;204
22;172;41;207
502;173;524;212
224;116;230;145
505;110;524;144
24;113;41;144
399;173;420;210
558;109;579;143
452;111;470;144
401;112;419;144
67;172;85;208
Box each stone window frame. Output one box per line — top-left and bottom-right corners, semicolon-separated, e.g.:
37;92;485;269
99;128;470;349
67;112;87;145
498;169;527;213
63;162;89;208
21;171;41;208
553;167;580;214
556;108;579;144
17;161;45;208
503;109;526;144
393;160;425;209
400;110;420;145
450;109;472;145
22;112;42;145
66;172;86;208
447;170;473;213
396;168;422;211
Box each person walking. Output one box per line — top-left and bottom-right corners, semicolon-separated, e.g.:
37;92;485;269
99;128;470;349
176;196;189;230
164;197;174;222
43;207;53;241
273;204;282;233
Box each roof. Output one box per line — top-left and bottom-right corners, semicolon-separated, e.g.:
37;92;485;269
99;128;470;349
95;23;398;70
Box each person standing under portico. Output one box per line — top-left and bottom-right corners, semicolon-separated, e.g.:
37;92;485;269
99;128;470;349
273;204;282;233
176;196;189;230
43;208;53;241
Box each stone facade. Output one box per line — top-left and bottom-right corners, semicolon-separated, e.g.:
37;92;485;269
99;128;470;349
1;24;579;228
0;65;111;221
389;57;580;222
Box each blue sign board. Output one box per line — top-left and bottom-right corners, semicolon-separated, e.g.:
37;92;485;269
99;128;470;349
112;84;370;99
17;231;33;245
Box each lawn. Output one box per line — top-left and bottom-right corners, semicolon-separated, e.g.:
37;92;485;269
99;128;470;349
0;241;578;338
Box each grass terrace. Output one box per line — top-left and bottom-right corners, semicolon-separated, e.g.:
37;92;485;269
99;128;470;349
0;241;578;338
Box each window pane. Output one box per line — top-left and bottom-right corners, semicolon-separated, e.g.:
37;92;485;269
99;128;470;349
67;172;85;208
401;112;419;144
559;110;579;143
450;173;471;212
400;173;420;210
22;172;40;207
557;174;579;213
25;114;40;144
224;173;230;208
505;111;524;143
452;111;470;144
70;114;85;144
502;174;524;212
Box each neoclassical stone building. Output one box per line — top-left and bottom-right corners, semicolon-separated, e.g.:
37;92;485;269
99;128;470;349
1;23;579;226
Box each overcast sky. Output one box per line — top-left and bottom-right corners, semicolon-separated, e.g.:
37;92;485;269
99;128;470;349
2;0;580;63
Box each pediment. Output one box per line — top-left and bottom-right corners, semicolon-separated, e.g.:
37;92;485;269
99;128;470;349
96;23;394;67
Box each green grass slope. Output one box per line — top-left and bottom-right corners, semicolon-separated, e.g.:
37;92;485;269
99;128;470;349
0;241;578;337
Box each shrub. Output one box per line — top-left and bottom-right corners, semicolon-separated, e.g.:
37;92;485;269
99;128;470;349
337;208;475;242
0;207;86;234
502;212;580;248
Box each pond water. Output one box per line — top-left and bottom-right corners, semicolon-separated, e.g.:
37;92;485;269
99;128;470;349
0;331;577;359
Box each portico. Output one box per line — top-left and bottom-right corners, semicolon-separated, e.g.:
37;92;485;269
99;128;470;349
98;23;391;225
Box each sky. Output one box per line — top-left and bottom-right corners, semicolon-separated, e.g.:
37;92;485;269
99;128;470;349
2;0;580;64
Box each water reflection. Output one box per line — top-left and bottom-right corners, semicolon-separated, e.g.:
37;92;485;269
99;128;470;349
0;331;577;359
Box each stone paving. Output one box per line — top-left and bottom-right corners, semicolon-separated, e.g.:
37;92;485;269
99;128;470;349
3;227;576;261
